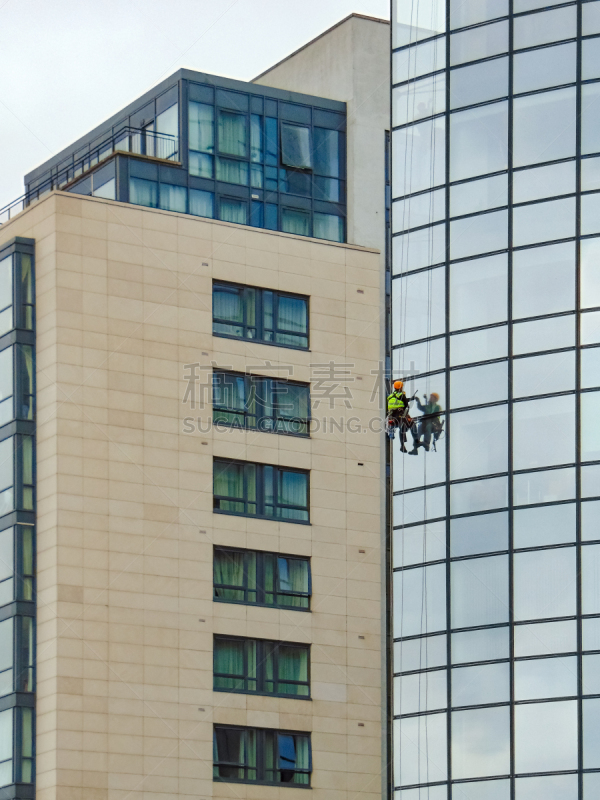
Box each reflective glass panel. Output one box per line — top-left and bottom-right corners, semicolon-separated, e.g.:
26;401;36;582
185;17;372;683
392;117;446;196
452;663;510;706
451;555;509;628
450;477;508;515
583;36;600;80
583;617;600;651
515;774;578;800
450;326;507;366
393;0;446;47
582;193;600;236
393;337;446;377
452;706;510;779
514;701;578;772
582;347;600;389
450;21;509;66
582;156;600;191
451;362;508;408
585;772;600;797
583;654;600;694
514;503;576;548
393;36;446;84
582;391;600;462
582;311;600;344
397;786;448;800
514;547;577;620
450;102;508;181
451;780;509;800
394;634;447;673
392;188;445;233
393;563;447;638
450;210;508;260
450;58;508;109
514;620;577;657
450;512;508;556
451;174;508;217
582;464;600;497
512;351;575;398
393;520;446;567
582;500;600;540
450;254;508;330
452;627;509;664
513;6;577;50
392;267;445;344
513;42;577;94
514;656;577;700
584;1;600;36
392;223;446;274
450;404;508;479
513;161;576;203
0;257;12;338
394;485;446;525
450;0;508;28
584;698;600;768
513;395;575;470
512;242;575;319
513;88;577;168
395;669;447;714
513;197;576;247
514;467;576;506
581;83;600;155
393;73;445;127
513;315;575;355
395;713;447;786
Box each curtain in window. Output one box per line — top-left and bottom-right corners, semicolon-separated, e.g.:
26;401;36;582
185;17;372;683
314;212;344;242
213;285;243;325
265;117;278;164
0;708;12;787
278;645;308;696
214;727;249;779
278;556;309;608
214;461;244;504
129;177;158;208
217;157;249;186
294;735;310;784
279;384;309;421
159;184;187;213
190;189;214;219
281;209;310;237
278;296;307;334
313;127;340;177
278;471;308;520
220;199;248;225
214;549;245;601
218;110;247;157
214;638;246;689
281;124;312;169
214;373;246;412
189;102;214;152
189;152;213;179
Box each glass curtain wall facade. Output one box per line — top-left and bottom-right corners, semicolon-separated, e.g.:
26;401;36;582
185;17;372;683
391;1;600;798
0;238;36;799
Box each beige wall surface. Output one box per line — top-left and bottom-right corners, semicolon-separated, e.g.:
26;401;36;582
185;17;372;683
0;192;383;800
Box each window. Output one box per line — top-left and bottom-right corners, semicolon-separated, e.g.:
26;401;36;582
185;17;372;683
213;725;311;786
212;281;308;349
281;124;312;169
213;547;310;609
214;636;310;697
213;459;309;522
213;371;310;435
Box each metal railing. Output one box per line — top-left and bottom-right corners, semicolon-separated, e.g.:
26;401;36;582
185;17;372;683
0;126;179;224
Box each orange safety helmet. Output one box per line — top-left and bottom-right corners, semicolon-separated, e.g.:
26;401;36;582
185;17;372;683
394;380;404;390
430;392;439;401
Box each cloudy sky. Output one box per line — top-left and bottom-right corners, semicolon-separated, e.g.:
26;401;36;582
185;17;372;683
0;0;389;209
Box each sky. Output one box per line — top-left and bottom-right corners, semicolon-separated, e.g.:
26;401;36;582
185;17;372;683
0;0;389;210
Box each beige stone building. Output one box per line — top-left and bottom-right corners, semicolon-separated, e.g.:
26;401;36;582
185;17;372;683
0;14;389;800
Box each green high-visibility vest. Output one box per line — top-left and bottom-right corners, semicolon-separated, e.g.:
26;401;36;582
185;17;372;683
387;391;405;412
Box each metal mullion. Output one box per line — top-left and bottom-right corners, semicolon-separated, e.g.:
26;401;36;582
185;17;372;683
445;1;452;795
577;4;584;798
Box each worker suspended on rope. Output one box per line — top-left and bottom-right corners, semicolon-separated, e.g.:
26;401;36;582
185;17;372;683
386;380;417;453
410;392;444;454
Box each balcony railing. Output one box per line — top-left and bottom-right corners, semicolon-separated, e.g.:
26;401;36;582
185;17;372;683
0;126;179;224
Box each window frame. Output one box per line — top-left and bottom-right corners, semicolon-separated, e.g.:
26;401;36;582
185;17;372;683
213;635;311;699
213;724;312;787
213;546;311;611
212;280;309;350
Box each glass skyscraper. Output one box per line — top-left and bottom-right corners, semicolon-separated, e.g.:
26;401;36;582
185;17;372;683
391;1;600;798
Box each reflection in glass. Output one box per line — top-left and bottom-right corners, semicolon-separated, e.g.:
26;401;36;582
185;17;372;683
393;0;446;47
513;161;575;204
512;242;575;319
392;189;445;233
451;627;509;664
392;117;446;196
581;238;600;309
583;500;600;540
513;315;575;356
450;404;508;480
396;670;447;714
393;337;446;376
582;83;600;155
514;547;576;621
451;555;509;628
513;42;576;94
583;616;600;651
450;21;509;67
393;564;446;638
450;511;508;556
394;485;446;525
395;713;447;786
582;347;600;389
450;326;507;366
397;786;448;800
393;36;446;84
0;618;12;696
513;396;575;470
451;476;508;516
451;174;507;218
450;0;508;29
393;520;445;568
515;774;577;800
585;773;600;797
450;102;508;181
514;467;575;506
514;620;577;658
452;706;510;779
582;464;600;498
582;193;600;236
515;700;578;772
513;6;577;50
0;348;12;428
514;503;575;549
584;698;600;768
582;156;600;191
393;74;445;127
583;654;600;695
392;267;445;343
450;210;508;260
452;663;509;706
584;1;600;36
512;351;575;398
392;223;446;274
582;391;600;462
451;362;508;408
512;197;575;247
582;311;600;345
453;780;509;800
513;88;576;168
450;254;507;330
450;58;508;110
584;37;600;81
394;634;447;673
515;656;577;700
